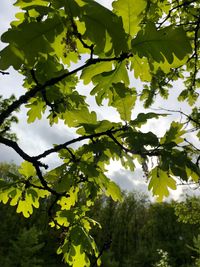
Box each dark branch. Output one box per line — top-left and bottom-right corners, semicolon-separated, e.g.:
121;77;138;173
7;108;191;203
108;132;160;157
0;70;9;75
0;136;47;168
33;127;127;160
33;163;63;196
197;155;200;167
33;125;160;162
0;136;64;196
30;69;40;86
0;54;132;126
71;18;94;59
158;0;197;27
152;108;200;127
65;147;77;162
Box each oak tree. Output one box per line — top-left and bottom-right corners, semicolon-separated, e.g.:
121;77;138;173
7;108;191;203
0;0;199;266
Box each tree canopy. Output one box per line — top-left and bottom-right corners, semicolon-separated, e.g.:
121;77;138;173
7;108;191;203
0;0;199;266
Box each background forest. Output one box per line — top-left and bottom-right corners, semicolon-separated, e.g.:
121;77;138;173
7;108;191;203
0;163;200;267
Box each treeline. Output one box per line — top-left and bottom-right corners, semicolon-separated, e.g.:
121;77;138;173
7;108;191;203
89;193;199;267
0;163;199;267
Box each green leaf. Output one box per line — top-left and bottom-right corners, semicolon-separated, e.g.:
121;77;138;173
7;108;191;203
131;112;168;128
0;186;17;205
51;210;74;228
54;174;72;193
64;244;89;267
112;0;147;37
26;99;46;123
160;122;185;144
14;0;49;8
109;83;136;121
0;45;24;70
132;23;192;64
63;108;97;128
58;187;79;210
106;181;122;201
120;151;135;171
9;188;22;206
131;55;152;81
16;199;33;218
80;61;112;85
19;161;36;178
91;62;129;105
148;167;176;202
81;1;128;55
0;15;63;69
122;129;159;151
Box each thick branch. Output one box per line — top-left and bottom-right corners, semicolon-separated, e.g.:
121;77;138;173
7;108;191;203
33;127;127;160
33;125;161;162
0;136;47;168
0;136;63;196
0;54;132;126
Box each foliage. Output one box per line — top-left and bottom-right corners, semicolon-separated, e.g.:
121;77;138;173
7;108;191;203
4;226;45;267
174;196;200;225
154;249;171;267
0;0;200;266
190;235;200;267
0;165;197;267
88;192;196;267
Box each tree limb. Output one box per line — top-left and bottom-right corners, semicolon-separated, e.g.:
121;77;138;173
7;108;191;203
0;53;132;126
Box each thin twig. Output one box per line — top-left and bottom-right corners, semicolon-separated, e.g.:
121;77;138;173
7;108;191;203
152;107;200;127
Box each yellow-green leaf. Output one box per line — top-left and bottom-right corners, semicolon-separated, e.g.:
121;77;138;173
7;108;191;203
19;161;36;178
106;181;122;201
148;167;176;202
58;187;79;210
112;0;147;37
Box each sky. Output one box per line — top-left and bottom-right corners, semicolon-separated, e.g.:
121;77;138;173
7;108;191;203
0;0;199;200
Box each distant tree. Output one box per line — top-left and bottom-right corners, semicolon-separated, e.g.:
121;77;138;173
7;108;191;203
89;193;197;267
3;226;44;267
0;0;199;265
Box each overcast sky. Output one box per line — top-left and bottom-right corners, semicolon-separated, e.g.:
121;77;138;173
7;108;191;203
0;0;199;200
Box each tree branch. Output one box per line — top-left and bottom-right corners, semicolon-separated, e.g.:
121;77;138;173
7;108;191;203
33;127;127;160
0;70;9;75
70;18;94;59
0;54;132;126
33;163;62;196
158;0;197;28
0;136;65;196
0;136;48;168
108;132;160;157
152;107;200;127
